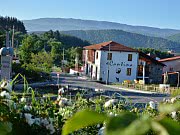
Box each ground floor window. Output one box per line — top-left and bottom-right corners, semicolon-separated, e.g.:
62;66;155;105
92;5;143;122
127;68;132;76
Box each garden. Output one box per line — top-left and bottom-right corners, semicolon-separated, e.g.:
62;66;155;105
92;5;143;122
0;75;180;135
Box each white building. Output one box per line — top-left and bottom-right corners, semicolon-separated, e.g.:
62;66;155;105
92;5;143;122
83;41;139;83
158;56;180;73
83;41;164;84
158;56;180;86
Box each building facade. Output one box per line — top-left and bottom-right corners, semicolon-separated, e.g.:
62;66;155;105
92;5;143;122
158;56;180;73
158;56;180;86
83;41;164;84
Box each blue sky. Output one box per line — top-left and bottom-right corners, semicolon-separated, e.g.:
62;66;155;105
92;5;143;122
0;0;180;29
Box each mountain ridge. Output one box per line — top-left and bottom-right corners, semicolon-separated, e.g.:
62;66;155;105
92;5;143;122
23;18;180;37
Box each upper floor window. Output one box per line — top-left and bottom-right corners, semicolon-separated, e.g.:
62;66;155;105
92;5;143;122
107;53;112;60
169;67;174;71
127;68;132;76
96;52;98;59
128;54;132;61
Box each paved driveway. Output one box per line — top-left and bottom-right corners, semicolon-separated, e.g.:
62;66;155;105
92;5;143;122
53;73;169;104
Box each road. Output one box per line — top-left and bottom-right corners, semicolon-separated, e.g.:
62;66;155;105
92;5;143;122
53;73;169;104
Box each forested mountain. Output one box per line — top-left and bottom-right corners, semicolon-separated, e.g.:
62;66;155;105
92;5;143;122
0;16;26;47
0;16;26;33
23;18;180;37
33;30;90;48
167;33;180;43
61;29;180;52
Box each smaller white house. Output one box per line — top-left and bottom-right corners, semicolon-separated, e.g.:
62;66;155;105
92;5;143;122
83;41;139;83
158;56;180;73
158;56;180;86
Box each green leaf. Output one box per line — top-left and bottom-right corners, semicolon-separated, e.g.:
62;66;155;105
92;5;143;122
120;115;151;135
158;118;180;135
151;121;169;135
106;112;138;135
158;101;180;114
62;109;107;135
0;122;12;135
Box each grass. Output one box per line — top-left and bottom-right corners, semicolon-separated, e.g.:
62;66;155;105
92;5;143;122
171;88;180;97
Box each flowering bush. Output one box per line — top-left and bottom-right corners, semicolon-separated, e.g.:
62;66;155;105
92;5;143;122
0;77;179;135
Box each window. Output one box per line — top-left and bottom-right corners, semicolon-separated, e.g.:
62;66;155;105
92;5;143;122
127;68;132;76
107;53;112;60
96;52;98;59
169;67;173;71
138;65;143;76
128;54;132;61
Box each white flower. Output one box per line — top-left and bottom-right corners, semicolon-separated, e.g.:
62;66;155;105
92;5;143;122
24;113;35;126
24;105;32;111
58;87;65;95
58;98;68;107
98;127;105;135
171;111;177;119
34;118;40;125
149;101;155;109
109;112;114;117
20;97;26;103
166;99;171;103
40;99;44;104
0;81;12;92
46;123;55;134
104;99;118;108
163;98;166;102
41;118;49;126
171;97;176;104
97;124;100;128
57;95;61;101
0;91;11;99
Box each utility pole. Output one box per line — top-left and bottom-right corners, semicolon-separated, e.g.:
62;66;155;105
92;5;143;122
6;31;10;47
106;43;110;85
75;53;79;72
15;40;18;58
62;48;65;72
142;61;146;85
12;25;15;48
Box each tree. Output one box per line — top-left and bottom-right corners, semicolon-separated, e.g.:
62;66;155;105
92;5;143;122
66;47;83;68
30;52;53;72
19;35;36;63
49;41;63;66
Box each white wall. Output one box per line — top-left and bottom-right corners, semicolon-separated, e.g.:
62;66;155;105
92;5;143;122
99;51;139;83
85;50;101;80
162;59;180;73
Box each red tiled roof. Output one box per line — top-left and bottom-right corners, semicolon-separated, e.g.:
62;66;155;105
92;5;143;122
158;56;180;62
84;41;138;52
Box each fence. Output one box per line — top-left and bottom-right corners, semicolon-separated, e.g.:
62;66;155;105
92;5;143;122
119;83;179;94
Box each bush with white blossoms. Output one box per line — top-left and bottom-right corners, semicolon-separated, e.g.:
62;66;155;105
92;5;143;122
0;77;179;134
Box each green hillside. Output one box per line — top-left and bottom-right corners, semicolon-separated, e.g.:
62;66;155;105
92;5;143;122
167;33;180;43
61;29;180;52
